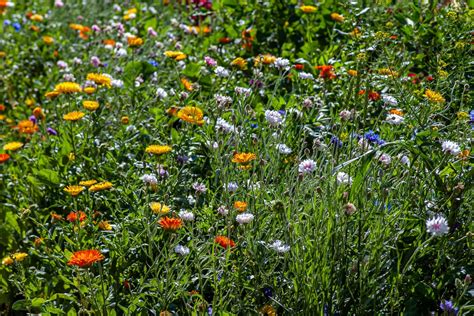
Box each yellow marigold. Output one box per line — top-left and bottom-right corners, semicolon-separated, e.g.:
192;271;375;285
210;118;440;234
150;202;171;215
177;106;204;125
233;201;248;212
164;51;187;60
30;14;43;22
55;82;82;94
43;36;54;45
181;78;193;91
347;69;358;76
378;68;399;77
424;89;445;103
68;152;75;161
86;73;111;87
45;91;60;99
254;54;276;66
330;13;344;22
98;220;112;231
146;145;172;155
232;152;256;164
79;179;97;187
89;181;113;192
127;36;144;47
231;57;248;70
3;142;23;151
63;111;85;121
300;5;317;13
2;252;28;265
121;116;129;124
64;185;85;196
25;98;35;107
83;100;99;111
15;120;38;134
83;87;96;94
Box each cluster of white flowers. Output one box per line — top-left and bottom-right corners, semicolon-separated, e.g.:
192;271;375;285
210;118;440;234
441;141;461;156
236;213;254;224
264;110;283;127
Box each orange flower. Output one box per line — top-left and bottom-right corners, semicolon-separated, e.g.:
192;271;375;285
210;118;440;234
158;217;183;231
330;13;344;23
214;236;235;249
389;109;404;116
233;201;248;212
127;36;144;47
103;39;116;47
181;78;193;91
33;107;45;119
66;211;87;223
232;152;256;164
219;37;232;44
43;36;54;45
67;250;104;268
177;106;204;125
14;120;38;134
0;153;10;163
368;91;380;101
51;212;63;221
315;65;336;79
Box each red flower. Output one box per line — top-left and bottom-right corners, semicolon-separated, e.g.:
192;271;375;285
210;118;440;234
67;249;104;268
214;235;236;249
368;91;381;101
315;65;336;79
0;153;10;163
294;64;304;71
66;211;87;222
219;37;232;44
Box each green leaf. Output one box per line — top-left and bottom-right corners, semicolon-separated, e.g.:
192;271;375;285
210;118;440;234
12;299;28;311
182;63;201;78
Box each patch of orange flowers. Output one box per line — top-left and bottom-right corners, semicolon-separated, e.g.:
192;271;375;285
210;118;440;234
66;211;87;223
214;236;236;249
315;65;336;79
67;250;104;268
158;217;183;231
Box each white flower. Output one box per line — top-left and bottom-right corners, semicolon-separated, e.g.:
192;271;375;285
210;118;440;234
339;110;352;121
336;172;352;185
174;245;190;256
156;88;168;99
298;159;316;174
215;118;236;133
276;144;292;154
215;66;230;77
378;153;391;166
63;73;75;81
265;110;283;127
269;240;290;253
273;58;290;70
215;94;233;107
441;141;461;156
192;182;207;193
386;114;404;125
225;182;239;192
217;206;229;216
111;79;124;88
73;57;82;65
115;48;127;57
399;154;410;166
299;72;314;80
235;87;252;96
382;95;398;106
426;215;449;236
141;174;157;185
57;60;68;69
187;195;196;205
236;213;254;224
178;210;195;221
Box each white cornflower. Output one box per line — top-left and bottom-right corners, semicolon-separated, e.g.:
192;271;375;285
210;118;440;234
269;240;290;253
336;172;352;185
299;72;314;80
217;206;229;216
276;144;292;154
273;57;290;70
215;118;236;133
378;153;392;166
399;154;410;166
192;182;207;193
174;245;190;256
225;182;239;192
265;110;283;127
111;79;124;88
426;215;449;236
141;174;157;185
178;210;195;221
236;213;254;224
235;87;252;96
441;141;461;156
215;94;233;108
187;195;196;205
215;66;230;77
339;110;352;121
382;95;398;106
386;114;404;125
156;88;168;99
298;159;316;174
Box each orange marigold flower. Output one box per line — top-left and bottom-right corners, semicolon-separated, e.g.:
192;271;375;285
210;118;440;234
389;109;404;116
368;91;380;101
63;111;85;121
254;54;276;66
42;36;54;45
233;201;248;212
34;237;44;247
14;120;38;135
33;107;45;119
315;65;336;79
86;73;112;87
231;57;248;70
103;39;116;47
219;37;232;44
45;91;60;99
67;249;104;268
0;153;10;163
51;212;63;221
55;82;82;94
98;220;112;231
30;14;43;22
181;78;193;91
300;5;317;13
3;142;23;151
79;179;97;187
330;13;344;23
158;217;183;231
232;152;256;164
127;36;144;47
214;236;235;249
424;89;445;103
83;87;96;94
164;51;187;60
2;252;28;266
83;100;99;111
177;106;204;125
89;181;113;192
347;69;358;76
66;211;87;223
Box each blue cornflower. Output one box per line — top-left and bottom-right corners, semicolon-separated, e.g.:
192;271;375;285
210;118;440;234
251;123;258;128
277;109;286;116
469;110;474;129
12;22;21;32
330;135;343;148
263;287;273;298
440;300;458;315
3;20;11;27
364;130;385;145
148;59;158;67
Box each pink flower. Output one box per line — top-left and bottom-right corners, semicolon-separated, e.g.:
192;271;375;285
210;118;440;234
147;27;157;37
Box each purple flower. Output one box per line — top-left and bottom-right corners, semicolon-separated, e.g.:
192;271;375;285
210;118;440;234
47;127;58;136
29;115;37;124
440;300;458;314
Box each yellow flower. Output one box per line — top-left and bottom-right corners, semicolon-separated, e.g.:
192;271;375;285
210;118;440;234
347;70;358;76
89;181;113;192
54;82;82;94
3;142;23;151
86;73;112;87
83;100;99;111
79;180;97;187
438;69;448;78
42;36;54;45
378;68;399;77
330;13;344;22
164;51;187;60
98;221;112;231
177;106;204;125
232;152;256;164
0;51;6;58
2;252;28;265
260;305;277;316
64;185;85;196
127;36;144;47
83;87;96;94
231;57;248;70
25;98;35;107
300;5;317;13
45;91;60;99
150;202;171;214
121;116;129;124
146;145;172;155
63;111;85;121
254;54;276;66
68;152;76;161
30;14;43;22
457;111;469;120
424;89;445;103
350;28;361;38
356;52;367;61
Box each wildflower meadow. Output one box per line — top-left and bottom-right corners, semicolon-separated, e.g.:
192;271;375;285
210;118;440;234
0;0;473;315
